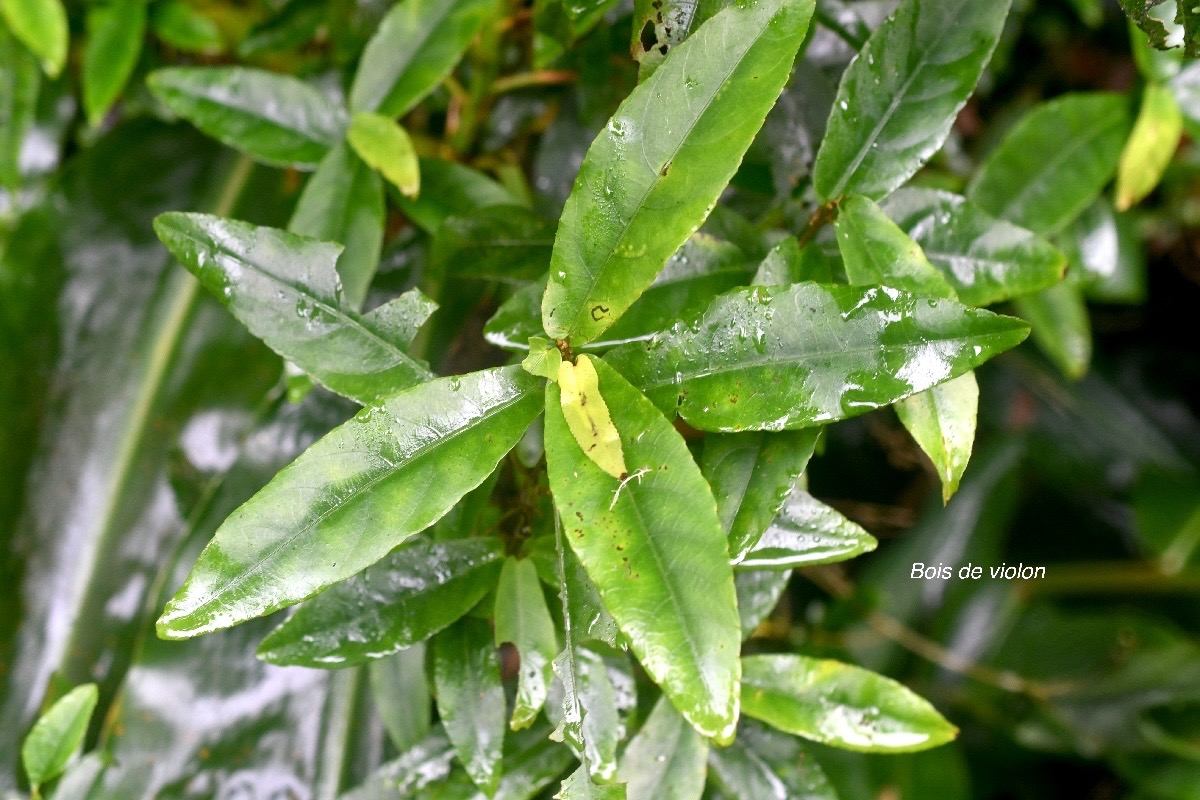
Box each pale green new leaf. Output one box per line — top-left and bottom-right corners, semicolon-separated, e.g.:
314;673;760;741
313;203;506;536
541;0;815;345
21;684;99;791
1116;82;1183;211
812;0;1013;200
495;557;560;730
617;698;707;800
0;0;67;76
156;367;545;639
347;111;421;198
895;372;979;503
545;358;742;742
606;283;1030;432
349;0;498;117
741;654;958;753
149;67;346;168
257;536;505;667
154;212;431;405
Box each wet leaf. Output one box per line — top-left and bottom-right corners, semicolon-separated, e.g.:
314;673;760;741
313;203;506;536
156;367;544;639
430;206;555;284
340;726;457;798
149;67;346;168
812;0;1012;200
494;557;559;730
257;536;505;667
836;194;956;299
605;283;1030;432
701;429;820;561
154;212;433;405
738;488;877;570
289;143;386;312
896;372;979;502
1116;82;1183;211
707;720;838;800
541;0;815;345
559;354;627;479
545;357;742;742
617;697;707;800
880;188;1067;307
735;570;790;638
557;765;626;800
347;111;421;198
741;654;959;753
967;93;1133;235
434;617;507;796
82;0;147;127
21;683;98;791
1013;281;1092;380
349;0;498;117
0;0;67;76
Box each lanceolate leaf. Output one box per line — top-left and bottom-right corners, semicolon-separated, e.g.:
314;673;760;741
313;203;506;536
430;206;555;284
21;683;98;790
346;111;421;198
895;372;979;503
881;188;1067;307
1013;281;1092;380
836;194;955;299
494;557;559;730
967;93;1133;235
707;720;837;800
1116;82;1183;211
156;367;545;639
433;617;507;796
348;0;498;117
617;697;708;800
559;354;627;479
701;429;820;561
149;67;346;168
83;0;147;127
737;488;878;570
289;143;386;311
0;0;67;76
606;283;1030;432
256;536;505;667
545;357;742;742
741;654;959;753
812;0;1013;201
154;212;432;405
541;0;815;345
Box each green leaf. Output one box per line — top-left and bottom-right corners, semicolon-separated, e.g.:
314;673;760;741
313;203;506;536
341;727;457;798
21;684;99;790
707;721;838;800
348;0;498;117
495;557;560;730
434;617;507;796
606;283;1030;432
880;188;1067;307
545;357;742;742
156;366;544;639
895;372;979;503
83;0;147;127
616;697;708;800
735;570;790;637
0;24;39;189
558;765;626;800
347;111;421;198
737;488;877;570
431;206;555;284
741;654;958;753
1013;281;1092;380
701;429;820;561
148;67;346;168
150;0;223;54
396;158;517;234
524;337;564;380
1119;0;1173;52
1116;82;1183;211
257;536;505;667
154;212;433;405
811;0;1012;201
630;0;717;80
836;194;956;299
541;0;815;345
370;645;433;752
289;143;386;312
966;93;1133;235
0;0;67;76
751;236;804;286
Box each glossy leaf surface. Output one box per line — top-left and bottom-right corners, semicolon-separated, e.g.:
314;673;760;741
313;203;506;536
895;372;979;503
836;194;955;299
606;283;1030;431
1116;82;1182;211
494;558;559;730
617;698;707;800
881;188;1067;307
812;0;1012;200
149;67;346;168
157;367;544;639
707;721;837;800
434;617;507;796
741;654;958;753
737;488;878;570
545;358;741;742
257;536;505;667
1013;281;1092;380
155;212;432;405
21;683;97;789
348;0;498;117
347;111;421;198
541;0;815;344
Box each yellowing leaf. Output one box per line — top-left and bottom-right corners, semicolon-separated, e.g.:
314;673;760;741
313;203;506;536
559;354;627;478
1116;82;1183;211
